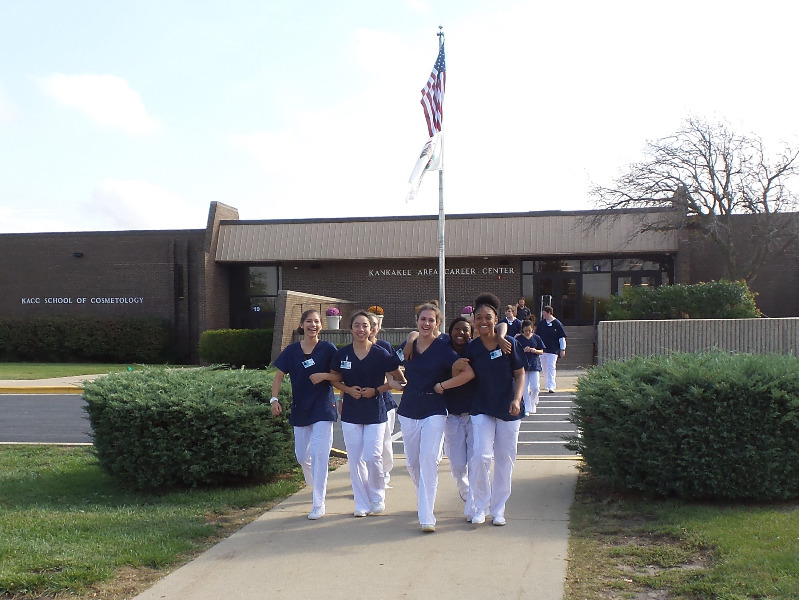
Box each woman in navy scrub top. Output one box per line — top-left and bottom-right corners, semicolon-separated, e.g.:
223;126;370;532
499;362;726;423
332;311;405;517
271;309;341;520
442;317;477;504
462;297;526;526
398;303;475;532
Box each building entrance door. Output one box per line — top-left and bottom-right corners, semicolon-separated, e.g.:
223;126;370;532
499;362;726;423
534;273;580;322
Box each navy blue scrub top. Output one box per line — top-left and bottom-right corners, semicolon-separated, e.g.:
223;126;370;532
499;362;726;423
462;336;525;421
333;343;401;424
398;336;459;420
272;340;338;427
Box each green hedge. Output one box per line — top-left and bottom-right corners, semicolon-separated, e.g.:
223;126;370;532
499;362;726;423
607;280;761;320
569;352;799;500
198;329;273;367
83;367;295;490
0;317;173;363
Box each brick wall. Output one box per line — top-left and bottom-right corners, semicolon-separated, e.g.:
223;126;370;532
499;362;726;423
200;202;239;332
679;216;799;317
0;229;205;362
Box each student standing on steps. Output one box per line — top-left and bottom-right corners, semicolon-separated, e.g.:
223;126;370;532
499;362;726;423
535;305;567;393
515;319;545;415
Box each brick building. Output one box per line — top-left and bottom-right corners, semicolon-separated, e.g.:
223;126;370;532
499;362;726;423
1;202;796;364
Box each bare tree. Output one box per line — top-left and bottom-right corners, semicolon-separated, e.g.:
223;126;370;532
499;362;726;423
590;117;799;281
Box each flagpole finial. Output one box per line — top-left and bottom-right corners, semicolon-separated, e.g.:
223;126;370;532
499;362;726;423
437;25;444;42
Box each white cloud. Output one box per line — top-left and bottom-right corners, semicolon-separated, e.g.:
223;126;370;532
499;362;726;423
86;179;206;230
38;74;160;136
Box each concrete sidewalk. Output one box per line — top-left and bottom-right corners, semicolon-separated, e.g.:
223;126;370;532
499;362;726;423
132;456;579;600
0;368;586;395
0;374;103;394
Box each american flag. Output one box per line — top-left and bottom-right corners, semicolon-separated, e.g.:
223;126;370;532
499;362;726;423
420;42;446;137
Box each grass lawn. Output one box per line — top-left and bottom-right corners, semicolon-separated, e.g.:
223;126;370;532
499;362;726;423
0;363;154;380
565;468;799;599
0;446;302;599
4;446;798;599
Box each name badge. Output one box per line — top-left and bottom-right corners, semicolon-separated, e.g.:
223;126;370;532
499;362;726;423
302;358;315;368
340;360;352;370
490;349;503;360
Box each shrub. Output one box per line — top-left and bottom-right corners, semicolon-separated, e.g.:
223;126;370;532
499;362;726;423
198;329;273;367
83;367;295;490
568;352;799;500
0;317;173;363
607;280;761;320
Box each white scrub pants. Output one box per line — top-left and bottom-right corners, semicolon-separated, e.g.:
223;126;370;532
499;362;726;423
382;407;397;482
540;352;559;391
444;412;472;500
468;414;521;520
398;414;447;526
341;422;386;513
523;371;540;414
293;421;334;510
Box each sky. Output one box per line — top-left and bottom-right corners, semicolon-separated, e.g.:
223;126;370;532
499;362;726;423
1;0;798;233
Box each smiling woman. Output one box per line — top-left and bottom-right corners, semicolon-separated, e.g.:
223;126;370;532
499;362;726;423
396;303;475;532
461;294;526;526
331;311;405;518
270;308;340;520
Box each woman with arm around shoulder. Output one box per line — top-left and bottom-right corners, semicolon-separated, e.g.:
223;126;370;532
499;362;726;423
271;309;340;520
331;311;405;518
462;294;526;526
398;303;475;533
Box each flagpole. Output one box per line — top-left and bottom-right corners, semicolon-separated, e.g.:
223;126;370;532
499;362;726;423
436;27;446;329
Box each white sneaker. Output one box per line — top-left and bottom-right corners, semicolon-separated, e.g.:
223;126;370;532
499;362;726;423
370;501;385;515
532;405;537;414
492;515;506;526
354;509;368;517
307;506;325;520
471;510;486;524
421;523;435;533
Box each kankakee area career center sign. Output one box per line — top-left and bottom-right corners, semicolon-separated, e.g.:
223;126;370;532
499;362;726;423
368;266;515;277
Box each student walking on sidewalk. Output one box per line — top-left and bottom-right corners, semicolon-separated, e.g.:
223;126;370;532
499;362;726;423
463;294;526;526
398;303;475;532
332;311;405;517
271;309;341;520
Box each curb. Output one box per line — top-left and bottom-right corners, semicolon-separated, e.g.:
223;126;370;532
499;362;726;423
0;387;84;395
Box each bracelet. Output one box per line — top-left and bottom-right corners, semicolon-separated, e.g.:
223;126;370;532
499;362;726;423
269;397;279;405
438;382;446;391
